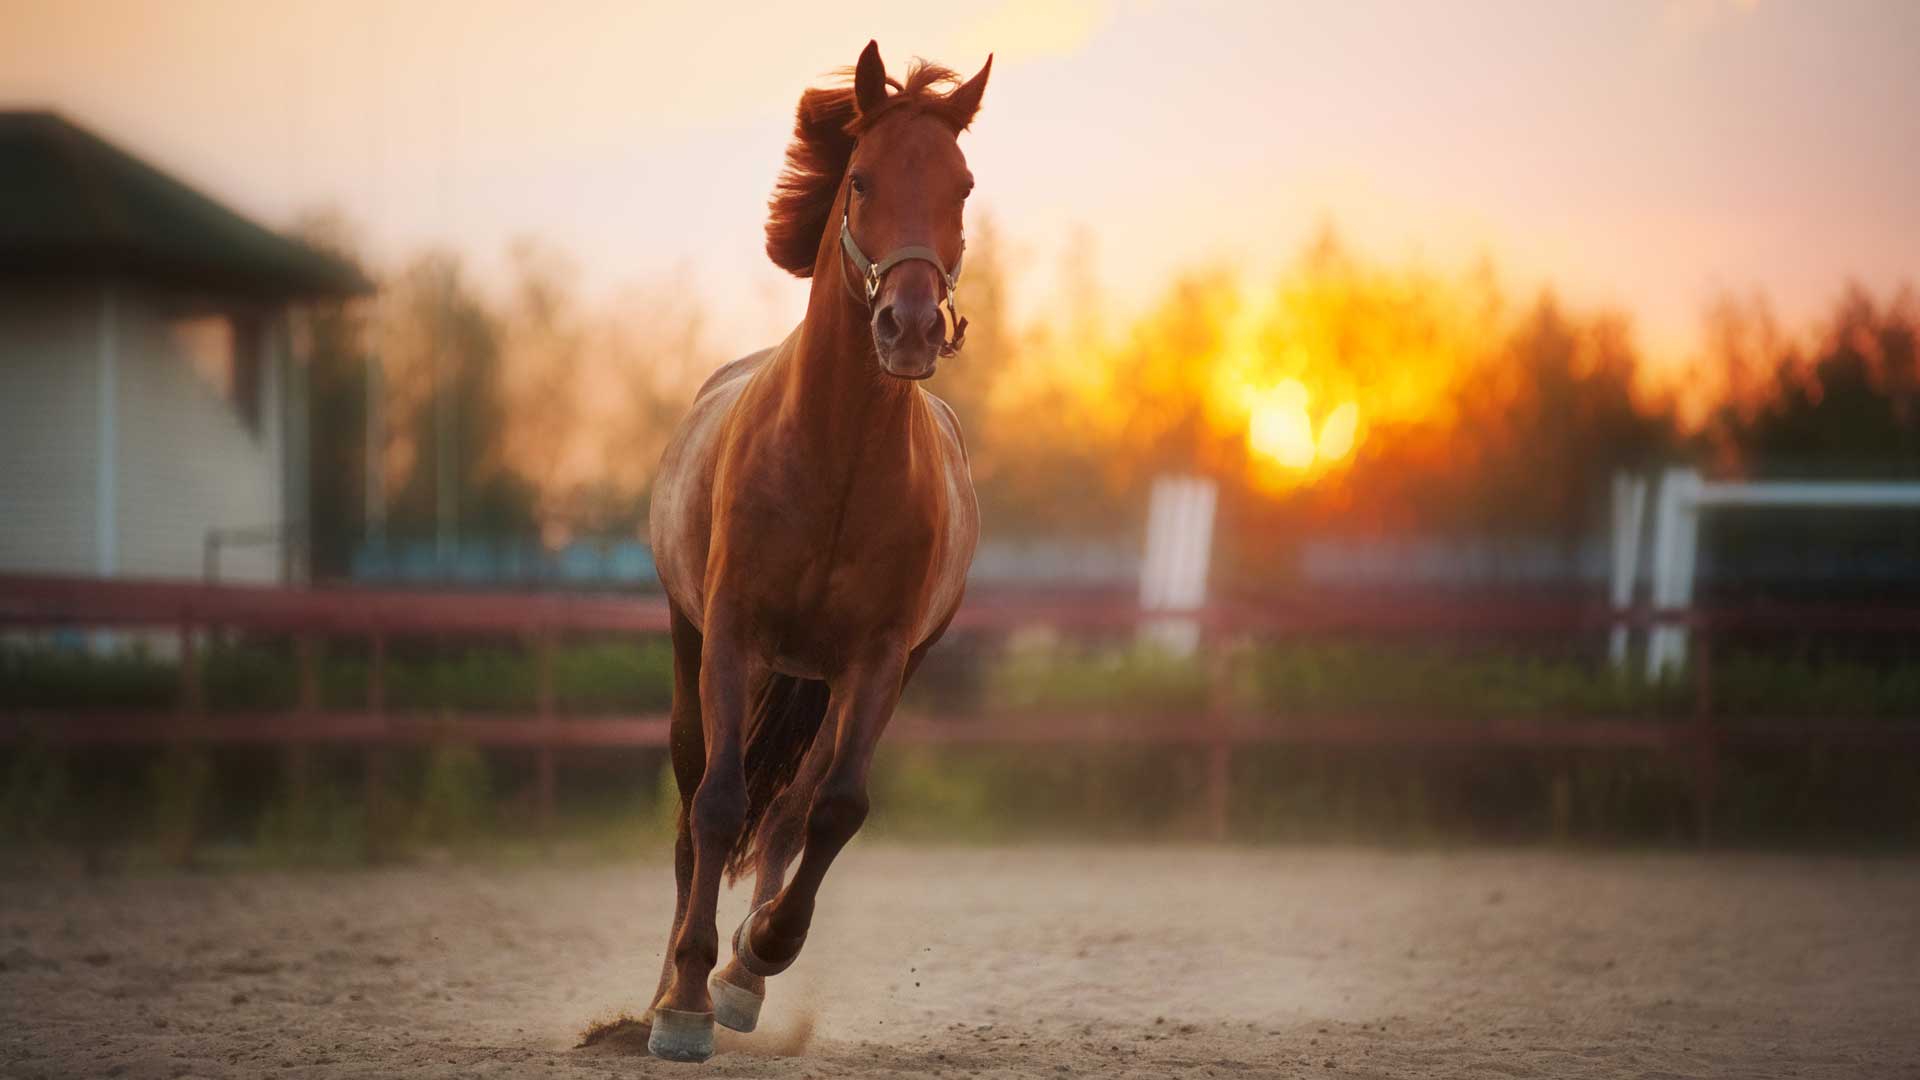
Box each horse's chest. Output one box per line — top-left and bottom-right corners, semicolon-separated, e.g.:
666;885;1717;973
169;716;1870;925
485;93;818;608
754;482;940;608
658;362;977;672
741;469;970;671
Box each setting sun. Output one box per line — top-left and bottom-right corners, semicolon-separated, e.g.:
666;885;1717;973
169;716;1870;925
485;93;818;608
1247;379;1317;472
1243;380;1364;484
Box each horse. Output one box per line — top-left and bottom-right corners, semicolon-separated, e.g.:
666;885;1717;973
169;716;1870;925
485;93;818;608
640;41;990;1062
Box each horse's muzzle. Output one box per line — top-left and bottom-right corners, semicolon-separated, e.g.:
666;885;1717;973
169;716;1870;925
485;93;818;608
873;296;942;379
878;352;938;380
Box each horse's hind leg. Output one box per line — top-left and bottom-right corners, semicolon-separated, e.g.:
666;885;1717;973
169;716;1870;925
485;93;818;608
731;645;906;978
647;605;704;1027
710;730;833;1031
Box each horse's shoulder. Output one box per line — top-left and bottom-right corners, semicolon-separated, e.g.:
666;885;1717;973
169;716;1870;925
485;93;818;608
921;390;969;463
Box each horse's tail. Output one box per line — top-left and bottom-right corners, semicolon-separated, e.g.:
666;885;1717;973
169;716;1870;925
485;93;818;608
724;672;832;882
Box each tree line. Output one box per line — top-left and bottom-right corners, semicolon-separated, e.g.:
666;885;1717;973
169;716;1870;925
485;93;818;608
293;214;1919;587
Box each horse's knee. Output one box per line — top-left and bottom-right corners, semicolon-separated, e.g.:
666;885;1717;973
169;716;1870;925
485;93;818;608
806;781;870;850
691;772;747;844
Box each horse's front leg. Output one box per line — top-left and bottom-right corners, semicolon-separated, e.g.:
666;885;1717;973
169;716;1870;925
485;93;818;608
646;605;705;1022
648;625;752;1063
731;644;906;978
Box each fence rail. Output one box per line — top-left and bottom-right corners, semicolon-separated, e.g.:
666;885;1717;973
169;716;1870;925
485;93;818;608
5;573;1919;844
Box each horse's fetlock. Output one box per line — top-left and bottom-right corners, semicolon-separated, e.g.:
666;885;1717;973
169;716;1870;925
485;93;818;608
673;930;719;972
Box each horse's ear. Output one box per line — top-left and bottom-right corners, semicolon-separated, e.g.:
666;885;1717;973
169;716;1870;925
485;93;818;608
853;40;888;118
941;54;992;132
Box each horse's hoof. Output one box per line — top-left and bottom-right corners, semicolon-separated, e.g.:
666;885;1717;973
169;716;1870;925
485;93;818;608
709;973;764;1033
731;901;799;979
646;1008;716;1063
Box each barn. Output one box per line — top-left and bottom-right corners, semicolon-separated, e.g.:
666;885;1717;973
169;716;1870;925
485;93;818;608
0;111;370;584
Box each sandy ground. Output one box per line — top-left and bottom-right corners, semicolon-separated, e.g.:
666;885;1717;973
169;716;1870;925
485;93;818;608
2;845;1917;1079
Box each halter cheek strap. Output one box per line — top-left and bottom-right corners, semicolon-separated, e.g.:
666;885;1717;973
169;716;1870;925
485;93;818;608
838;188;968;358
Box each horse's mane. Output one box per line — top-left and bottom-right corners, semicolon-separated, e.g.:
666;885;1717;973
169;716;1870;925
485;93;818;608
765;61;975;277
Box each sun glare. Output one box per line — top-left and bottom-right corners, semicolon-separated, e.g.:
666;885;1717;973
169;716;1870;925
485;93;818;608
1243;379;1364;485
1030;244;1492;500
1246;379;1318;471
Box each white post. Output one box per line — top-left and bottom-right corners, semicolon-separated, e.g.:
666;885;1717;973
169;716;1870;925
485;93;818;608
94;283;119;578
1139;474;1217;656
1608;471;1647;671
1646;467;1703;680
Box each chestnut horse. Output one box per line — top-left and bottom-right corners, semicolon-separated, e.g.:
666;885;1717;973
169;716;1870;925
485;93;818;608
641;42;989;1062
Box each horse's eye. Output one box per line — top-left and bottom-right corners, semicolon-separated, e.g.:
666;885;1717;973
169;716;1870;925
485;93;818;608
850;173;869;196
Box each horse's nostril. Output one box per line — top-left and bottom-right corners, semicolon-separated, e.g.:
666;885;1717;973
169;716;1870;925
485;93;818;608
873;305;901;344
913;305;940;344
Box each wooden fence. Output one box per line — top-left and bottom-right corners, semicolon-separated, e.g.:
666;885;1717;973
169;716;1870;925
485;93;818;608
3;573;1918;843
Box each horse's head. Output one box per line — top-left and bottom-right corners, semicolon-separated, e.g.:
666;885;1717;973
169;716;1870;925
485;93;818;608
767;41;991;381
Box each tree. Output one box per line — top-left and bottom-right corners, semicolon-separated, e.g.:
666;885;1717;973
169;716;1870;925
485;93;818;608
380;252;538;548
292;212;373;580
1702;286;1920;598
1725;285;1919;478
1451;295;1678;541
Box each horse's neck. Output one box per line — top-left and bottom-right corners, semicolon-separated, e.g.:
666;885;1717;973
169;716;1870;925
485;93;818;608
769;280;921;461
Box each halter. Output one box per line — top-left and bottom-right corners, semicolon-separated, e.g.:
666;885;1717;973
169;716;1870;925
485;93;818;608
837;184;968;358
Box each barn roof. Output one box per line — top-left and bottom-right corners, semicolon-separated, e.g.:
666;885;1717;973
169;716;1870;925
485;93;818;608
0;111;372;299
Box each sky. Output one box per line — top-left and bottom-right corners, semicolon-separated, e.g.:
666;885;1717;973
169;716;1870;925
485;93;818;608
4;0;1917;363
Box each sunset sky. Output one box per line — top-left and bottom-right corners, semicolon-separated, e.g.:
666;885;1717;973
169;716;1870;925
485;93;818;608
5;0;1916;364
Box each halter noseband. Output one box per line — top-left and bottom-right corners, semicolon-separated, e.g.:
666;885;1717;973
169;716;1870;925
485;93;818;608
838;185;968;358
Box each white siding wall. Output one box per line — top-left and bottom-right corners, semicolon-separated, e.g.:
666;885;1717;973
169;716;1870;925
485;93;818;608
0;287;101;574
115;294;285;583
0;285;291;583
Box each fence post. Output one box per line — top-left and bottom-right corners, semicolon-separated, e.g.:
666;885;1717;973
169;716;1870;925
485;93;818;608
1204;735;1231;843
296;633;321;714
364;632;392;862
535;630;557;843
1609;471;1647;672
1648;468;1703;679
1690;619;1718;846
287;632;320;845
1202;635;1232;842
178;619;203;719
1549;757;1574;844
168;618;204;867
